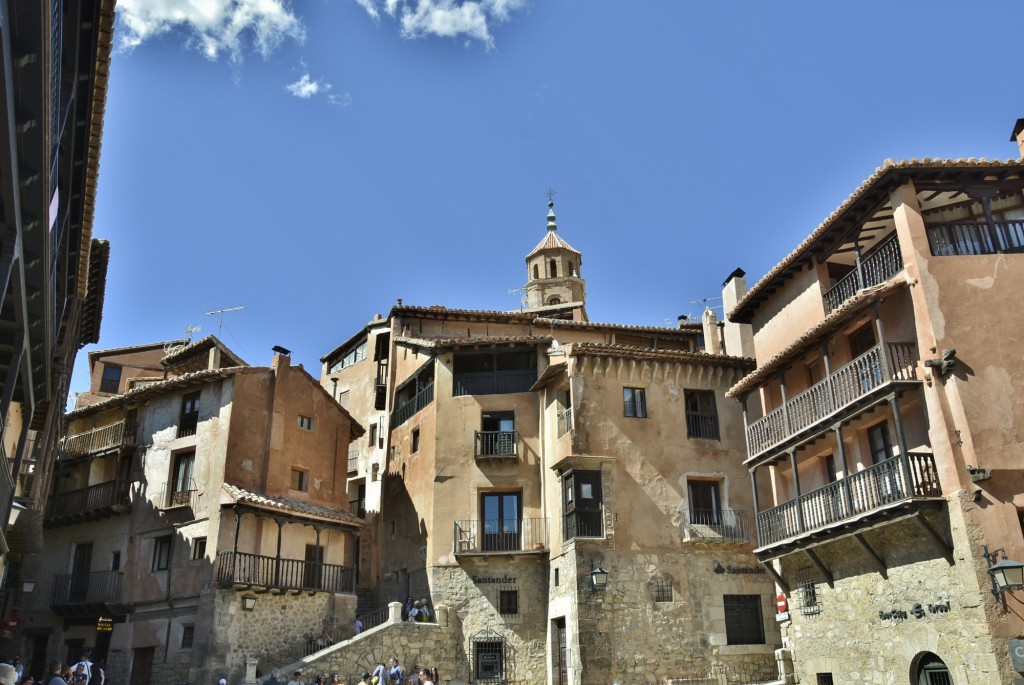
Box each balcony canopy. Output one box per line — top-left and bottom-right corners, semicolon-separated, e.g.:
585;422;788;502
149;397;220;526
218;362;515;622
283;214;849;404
221;483;365;530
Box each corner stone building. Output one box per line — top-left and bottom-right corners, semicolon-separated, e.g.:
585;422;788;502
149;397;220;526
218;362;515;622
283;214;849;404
725;144;1024;683
322;203;782;684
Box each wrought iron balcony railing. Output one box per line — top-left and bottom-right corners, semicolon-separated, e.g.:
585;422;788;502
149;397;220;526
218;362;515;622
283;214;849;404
215;551;355;594
51;570;125;610
755;451;940;548
926;220;1024;256
45;479;131;525
474;431;519;459
746;342;918;460
823;234;904;313
158;478;200;510
454;518;548;554
58;420;137;459
684;507;748;542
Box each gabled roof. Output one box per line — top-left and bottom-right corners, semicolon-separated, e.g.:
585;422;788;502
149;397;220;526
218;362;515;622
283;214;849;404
222;483;364;529
162;334;247;368
728;158;1024;323
87;340;187;372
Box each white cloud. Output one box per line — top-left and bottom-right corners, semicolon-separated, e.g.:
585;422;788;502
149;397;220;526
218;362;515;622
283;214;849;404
117;0;306;62
355;0;527;48
285;74;329;99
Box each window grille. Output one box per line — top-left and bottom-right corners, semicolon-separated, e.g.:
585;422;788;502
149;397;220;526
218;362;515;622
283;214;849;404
652;579;673;602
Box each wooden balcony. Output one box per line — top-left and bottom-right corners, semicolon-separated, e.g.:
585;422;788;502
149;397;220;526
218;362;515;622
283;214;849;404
746;342;919;462
57;420;137;459
390;382;434;428
453;370;536;397
755;451;941;551
44;479;131;527
215;551;355;594
474;430;519;460
51;570;128;616
684;508;748;543
454;518;548;555
822;234;903;314
926;220;1024;256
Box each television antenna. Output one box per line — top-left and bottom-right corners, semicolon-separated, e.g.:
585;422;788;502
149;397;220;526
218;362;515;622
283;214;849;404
690;296;724;312
507;288;528;311
206;306;245;337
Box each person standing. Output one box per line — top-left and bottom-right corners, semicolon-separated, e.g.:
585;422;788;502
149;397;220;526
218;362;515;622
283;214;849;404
287;671;304;685
371;661;386;685
71;653;91;685
43;662;66;685
357;674;370;685
417;669;433;685
354;616;364;634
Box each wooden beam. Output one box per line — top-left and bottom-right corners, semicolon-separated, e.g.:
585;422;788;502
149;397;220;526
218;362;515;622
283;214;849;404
803;548;834;588
853;533;888;578
759;560;790;594
913;512;954;565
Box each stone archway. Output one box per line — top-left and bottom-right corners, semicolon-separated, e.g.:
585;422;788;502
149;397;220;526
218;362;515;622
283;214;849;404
911;651;953;685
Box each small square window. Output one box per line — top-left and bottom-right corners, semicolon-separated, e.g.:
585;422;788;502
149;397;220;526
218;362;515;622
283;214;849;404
298;415;314;431
290;469;309;492
181;625;195;649
153;535;172;572
816;675;834;685
499;590;519;616
412;429;420;453
623;387;647;418
652;579;673;603
192;537;207;561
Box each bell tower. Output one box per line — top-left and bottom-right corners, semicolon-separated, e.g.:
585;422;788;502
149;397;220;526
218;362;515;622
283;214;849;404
523;197;586;317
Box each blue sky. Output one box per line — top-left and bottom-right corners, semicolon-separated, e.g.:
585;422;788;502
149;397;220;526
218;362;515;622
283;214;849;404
72;0;1023;398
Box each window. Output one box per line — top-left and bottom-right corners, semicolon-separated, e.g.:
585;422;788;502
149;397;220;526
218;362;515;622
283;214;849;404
532;264;539;279
499;590;519;616
170;451;195;507
688;480;721;526
652;579;673;603
481;492;522;552
723;595;765;645
549;259;557;278
563;470;603;539
290;469;309;492
849;324;876;358
623;387;647;418
478;411;516;457
111;551;121;571
181;625;195;649
99;365;122;394
298;415;314;431
548;296;561;305
192;537;207;561
816;676;835;685
684;390;719;440
796;572;820;616
412;429;420;453
474;641;504;681
368;424;377;447
868;422;894;464
178;391;200;438
337;390;350;410
554;568;559;586
328;340;368;373
453;350;536;396
152;536;172;572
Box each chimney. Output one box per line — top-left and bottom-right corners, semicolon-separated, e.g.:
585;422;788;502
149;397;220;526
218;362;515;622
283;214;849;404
721;268;756;358
1011;118;1024;159
702;307;722;354
272;345;292;370
677;314;689;329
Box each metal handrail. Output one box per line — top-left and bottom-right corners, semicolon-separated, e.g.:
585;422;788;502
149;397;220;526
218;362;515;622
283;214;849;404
684;507;748;542
474;430;519;458
454;518;548;553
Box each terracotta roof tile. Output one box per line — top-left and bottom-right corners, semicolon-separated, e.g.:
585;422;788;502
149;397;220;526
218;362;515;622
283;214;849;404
527;231;581;257
222;483;364;528
567;342;755;371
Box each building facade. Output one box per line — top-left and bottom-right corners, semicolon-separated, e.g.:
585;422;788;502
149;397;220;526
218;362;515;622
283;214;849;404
321;203;783;684
14;337;364;685
726;139;1024;683
0;0;114;584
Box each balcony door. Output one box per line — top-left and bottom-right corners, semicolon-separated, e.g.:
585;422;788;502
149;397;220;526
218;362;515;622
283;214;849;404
171;451;195;506
481;411;515;456
70;543;92;602
869;422;900;502
481;493;521;552
304;544;324;590
688;480;721;526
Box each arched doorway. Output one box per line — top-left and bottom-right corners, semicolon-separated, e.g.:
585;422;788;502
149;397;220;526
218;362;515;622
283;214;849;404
913;652;952;685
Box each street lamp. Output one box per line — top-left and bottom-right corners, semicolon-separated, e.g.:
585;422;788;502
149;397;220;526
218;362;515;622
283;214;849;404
590;560;608;591
983;545;1024;602
242;596;258;611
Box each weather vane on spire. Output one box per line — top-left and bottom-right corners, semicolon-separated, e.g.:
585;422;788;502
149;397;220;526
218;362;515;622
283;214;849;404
545;187;557;203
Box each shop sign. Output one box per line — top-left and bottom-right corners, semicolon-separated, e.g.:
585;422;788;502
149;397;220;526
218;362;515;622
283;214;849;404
96;617;113;632
472;576;517;584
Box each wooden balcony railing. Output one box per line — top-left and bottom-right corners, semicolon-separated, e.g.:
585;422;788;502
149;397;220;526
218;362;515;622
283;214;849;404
215;551;355;594
58;420;137;459
746;342;918;460
51;570;125;608
454;518;548;554
46;479;131;523
755;451;940;548
453;370;536;397
684;507;748;542
474;431;519;459
391;382;434;428
926;220;1024;256
823;234;903;313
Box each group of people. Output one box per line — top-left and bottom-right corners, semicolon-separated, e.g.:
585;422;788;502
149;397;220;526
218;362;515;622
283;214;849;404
402;597;432;623
266;659;439;685
0;652;104;685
